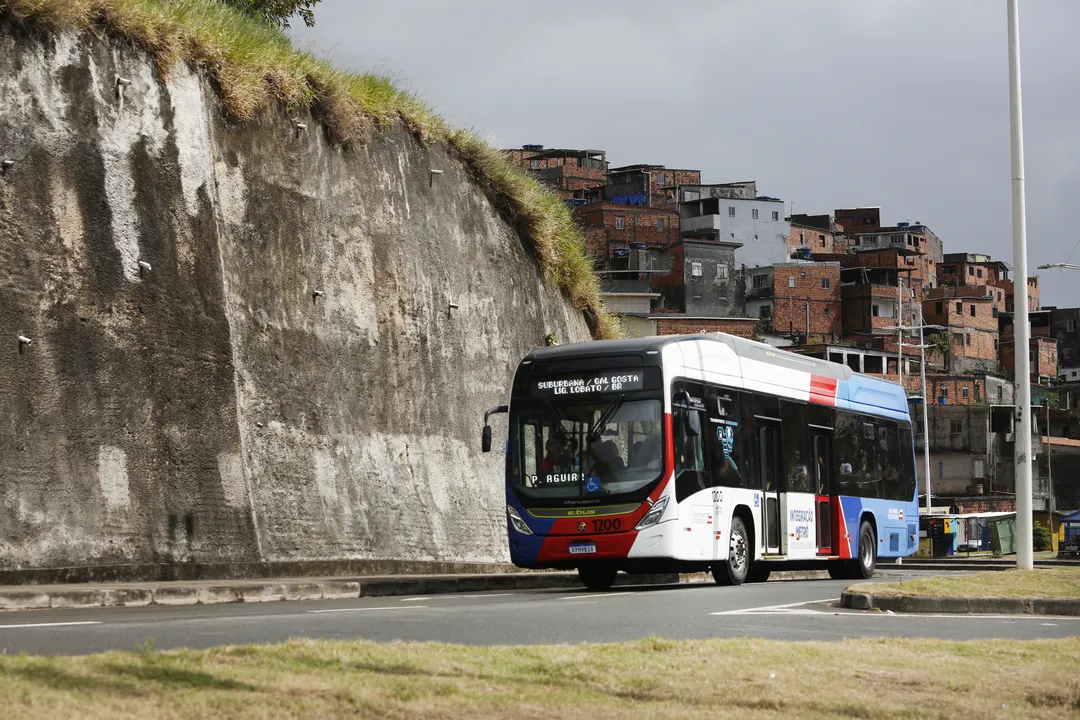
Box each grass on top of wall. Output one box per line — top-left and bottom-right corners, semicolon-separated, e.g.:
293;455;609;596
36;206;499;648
1;0;620;340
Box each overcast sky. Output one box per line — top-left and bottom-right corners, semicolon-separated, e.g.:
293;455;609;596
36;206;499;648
292;0;1079;308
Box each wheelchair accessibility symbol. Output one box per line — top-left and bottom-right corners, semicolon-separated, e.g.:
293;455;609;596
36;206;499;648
585;477;602;494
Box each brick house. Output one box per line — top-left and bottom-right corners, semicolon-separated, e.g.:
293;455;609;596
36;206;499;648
787;220;836;256
505;145;608;198
1002;276;1041;313
602;164;701;209
577;202;680;262
1001;336;1059;382
743;262;841;342
839;265;914;334
923;286;1003;374
938;253;1010;289
654;316;757;338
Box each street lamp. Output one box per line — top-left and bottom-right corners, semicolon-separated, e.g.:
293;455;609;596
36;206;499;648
1036;263;1080;271
1007;0;1035;571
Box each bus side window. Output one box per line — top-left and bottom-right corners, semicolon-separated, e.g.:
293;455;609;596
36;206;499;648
673;382;706;501
781;402;813;494
705;386;750;490
834;412;860;497
878;420;903;500
897;424;917;501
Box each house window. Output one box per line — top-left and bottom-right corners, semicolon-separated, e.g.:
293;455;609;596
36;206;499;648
752;274;767;289
728;206;736;217
717;265;729;281
872;305;881;317
952;332;963;346
942;386;949;398
1029;350;1035;363
935;302;943;315
955;302;962;314
759;304;771;318
824;307;830;317
657;172;666;185
821;277;831;289
800;231;806;245
970;304;976;317
772;211;779;221
968;267;975;276
1068;319;1076;331
615;216;624;230
788;276;796;288
938;462;944;479
752;208;760;220
950;419;963;435
657;218;665;232
965;333;971;346
801;272;807;279
691;261;703;278
994;338;999;350
530;159;540;169
977;268;983;278
961;387;969;400
820;235;826;247
1065;348;1073;360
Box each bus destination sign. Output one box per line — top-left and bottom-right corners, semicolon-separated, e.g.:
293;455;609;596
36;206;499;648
535;372;644;396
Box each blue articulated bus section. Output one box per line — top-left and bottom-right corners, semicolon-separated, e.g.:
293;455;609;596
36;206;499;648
834;374;920;559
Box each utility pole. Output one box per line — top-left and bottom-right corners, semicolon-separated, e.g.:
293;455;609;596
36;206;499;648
1047;400;1054;551
1008;0;1034;570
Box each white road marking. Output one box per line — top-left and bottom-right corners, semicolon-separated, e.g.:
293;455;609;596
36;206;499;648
1042;623;1059;626
307;606;428;614
557;592;632;601
0;621;103;630
400;594;514;602
711;599;835;616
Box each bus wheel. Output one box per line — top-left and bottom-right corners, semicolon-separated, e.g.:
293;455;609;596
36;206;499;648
578;564;617;592
712;517;750;586
855;521;877;579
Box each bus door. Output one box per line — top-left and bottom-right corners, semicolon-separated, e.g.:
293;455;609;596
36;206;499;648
757;420;783;555
810;426;833;555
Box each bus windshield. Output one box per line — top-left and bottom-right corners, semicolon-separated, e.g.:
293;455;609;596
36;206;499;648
512;399;663;502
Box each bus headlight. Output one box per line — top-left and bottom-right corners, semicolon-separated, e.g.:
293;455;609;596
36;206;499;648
507;505;534;536
635;496;669;530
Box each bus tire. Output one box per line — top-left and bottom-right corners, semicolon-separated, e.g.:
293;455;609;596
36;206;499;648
746;565;771;583
854;520;877;579
578;564;617;592
712;516;750;586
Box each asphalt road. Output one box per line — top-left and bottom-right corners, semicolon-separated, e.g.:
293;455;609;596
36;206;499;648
1;575;1077;656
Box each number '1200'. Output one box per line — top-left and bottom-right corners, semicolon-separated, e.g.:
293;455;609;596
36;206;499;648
592;518;621;532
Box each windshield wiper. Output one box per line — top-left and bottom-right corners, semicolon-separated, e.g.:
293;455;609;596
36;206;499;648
587;393;626;446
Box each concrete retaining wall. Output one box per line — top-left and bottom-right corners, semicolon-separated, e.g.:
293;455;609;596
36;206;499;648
0;25;589;573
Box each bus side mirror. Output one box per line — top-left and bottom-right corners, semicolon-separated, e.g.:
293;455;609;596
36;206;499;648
481;405;508;453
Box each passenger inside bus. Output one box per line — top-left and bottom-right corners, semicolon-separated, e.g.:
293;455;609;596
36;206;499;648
539;437;568;476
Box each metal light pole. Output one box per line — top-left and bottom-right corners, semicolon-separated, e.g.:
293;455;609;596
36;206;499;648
919;324;932;515
1037;263;1080;271
1008;0;1034;570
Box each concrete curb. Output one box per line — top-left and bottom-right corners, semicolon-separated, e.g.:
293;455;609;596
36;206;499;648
840;590;1080;616
0;568;835;612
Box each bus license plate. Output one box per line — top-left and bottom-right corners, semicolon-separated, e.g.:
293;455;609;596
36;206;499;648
569;543;597;555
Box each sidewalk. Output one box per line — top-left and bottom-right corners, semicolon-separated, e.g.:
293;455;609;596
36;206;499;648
0;568;833;612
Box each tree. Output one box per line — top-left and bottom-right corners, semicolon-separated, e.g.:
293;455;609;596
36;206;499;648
1033;521;1052;552
222;0;322;29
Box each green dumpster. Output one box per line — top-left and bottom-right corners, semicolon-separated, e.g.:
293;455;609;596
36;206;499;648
989;516;1017;555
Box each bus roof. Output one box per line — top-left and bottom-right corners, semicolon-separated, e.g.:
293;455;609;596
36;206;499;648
523;334;909;417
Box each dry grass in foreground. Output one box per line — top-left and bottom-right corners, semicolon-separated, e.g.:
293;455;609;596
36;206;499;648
0;0;618;339
852;567;1080;599
1;636;1078;719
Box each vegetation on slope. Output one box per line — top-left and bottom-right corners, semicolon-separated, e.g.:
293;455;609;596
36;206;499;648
0;0;620;340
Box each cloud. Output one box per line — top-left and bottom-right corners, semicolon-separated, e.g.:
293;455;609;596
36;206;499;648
292;0;1080;306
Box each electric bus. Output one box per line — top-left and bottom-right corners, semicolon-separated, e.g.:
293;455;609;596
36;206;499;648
481;333;919;591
